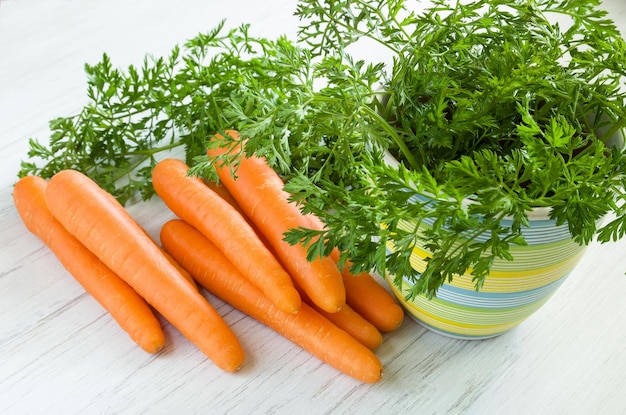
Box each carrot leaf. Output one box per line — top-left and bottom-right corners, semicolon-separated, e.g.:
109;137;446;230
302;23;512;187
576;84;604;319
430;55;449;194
19;0;626;297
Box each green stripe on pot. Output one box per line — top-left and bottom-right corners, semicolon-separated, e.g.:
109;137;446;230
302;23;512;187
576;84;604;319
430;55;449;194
385;198;589;338
386;271;561;338
388;240;586;292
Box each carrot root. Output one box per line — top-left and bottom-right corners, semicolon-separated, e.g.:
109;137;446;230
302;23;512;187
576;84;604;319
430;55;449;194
152;158;301;315
13;175;165;353
44;169;244;372
307;214;405;332
339;266;405;332
160;219;383;383
208;132;346;313
300;289;383;351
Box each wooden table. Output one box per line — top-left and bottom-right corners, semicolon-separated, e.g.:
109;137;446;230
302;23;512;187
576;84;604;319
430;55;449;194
2;1;626;413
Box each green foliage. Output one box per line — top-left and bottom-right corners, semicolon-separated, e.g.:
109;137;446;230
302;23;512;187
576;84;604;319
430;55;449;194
19;0;626;298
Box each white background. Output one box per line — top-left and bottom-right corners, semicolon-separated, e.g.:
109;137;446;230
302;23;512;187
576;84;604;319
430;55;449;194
1;1;626;414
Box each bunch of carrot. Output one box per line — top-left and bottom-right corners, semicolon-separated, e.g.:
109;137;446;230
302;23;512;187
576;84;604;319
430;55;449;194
13;131;404;383
14;171;244;372
153;130;405;382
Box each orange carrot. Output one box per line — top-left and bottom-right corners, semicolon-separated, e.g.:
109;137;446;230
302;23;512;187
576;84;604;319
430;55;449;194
162;249;198;291
306;215;405;332
160;219;383;383
207;131;346;313
200;174;396;337
203;178;242;213
203;177;274;248
151;158;301;314
206;143;402;331
333;255;405;332
13;176;165;353
297;287;382;351
44;169;244;372
136;223;199;291
200;180;382;348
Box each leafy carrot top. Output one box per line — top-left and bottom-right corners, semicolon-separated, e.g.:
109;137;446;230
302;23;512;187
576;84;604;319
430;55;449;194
19;0;626;298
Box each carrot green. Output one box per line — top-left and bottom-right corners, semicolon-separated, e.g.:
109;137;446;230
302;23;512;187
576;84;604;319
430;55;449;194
19;0;626;298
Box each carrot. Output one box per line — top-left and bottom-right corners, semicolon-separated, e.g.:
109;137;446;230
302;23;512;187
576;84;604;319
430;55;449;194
162;249;198;291
44;169;244;372
205;141;402;331
160;219;383;383
151;158;301;314
333;256;405;332
297;286;382;351
136;223;199;291
199;173;396;338
203;178;242;214
203;176;274;248
13;176;165;353
198;179;382;348
208;131;346;313
306;215;405;332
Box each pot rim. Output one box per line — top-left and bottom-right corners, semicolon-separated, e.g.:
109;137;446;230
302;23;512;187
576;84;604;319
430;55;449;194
382;150;556;222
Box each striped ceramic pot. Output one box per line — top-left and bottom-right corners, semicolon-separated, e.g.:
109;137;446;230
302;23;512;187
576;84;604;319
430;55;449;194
384;201;587;339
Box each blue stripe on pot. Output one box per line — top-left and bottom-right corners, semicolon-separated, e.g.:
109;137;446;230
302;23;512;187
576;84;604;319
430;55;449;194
384;195;588;339
431;275;569;309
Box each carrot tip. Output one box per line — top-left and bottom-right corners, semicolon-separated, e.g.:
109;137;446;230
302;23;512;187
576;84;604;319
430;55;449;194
222;363;244;373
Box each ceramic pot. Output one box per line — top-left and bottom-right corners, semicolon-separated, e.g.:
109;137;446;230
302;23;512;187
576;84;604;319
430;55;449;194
384;199;587;339
380;111;622;340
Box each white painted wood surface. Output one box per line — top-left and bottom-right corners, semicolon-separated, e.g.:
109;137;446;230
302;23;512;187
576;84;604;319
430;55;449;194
1;1;626;414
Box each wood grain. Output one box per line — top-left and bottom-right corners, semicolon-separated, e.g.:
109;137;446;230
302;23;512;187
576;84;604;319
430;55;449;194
2;1;626;414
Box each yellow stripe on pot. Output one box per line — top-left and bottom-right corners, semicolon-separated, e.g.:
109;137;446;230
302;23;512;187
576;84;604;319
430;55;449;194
449;249;585;292
383;211;589;338
387;279;524;337
387;239;586;293
386;274;555;338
